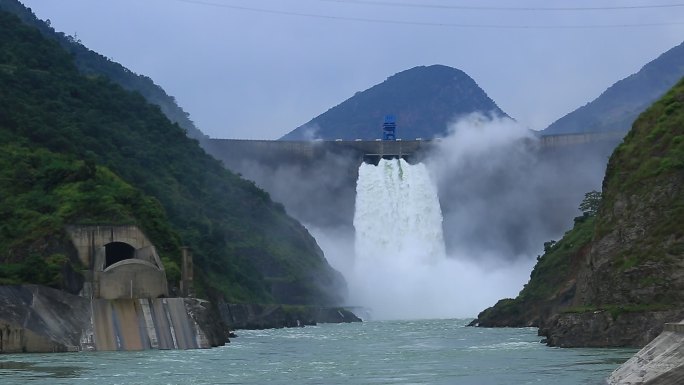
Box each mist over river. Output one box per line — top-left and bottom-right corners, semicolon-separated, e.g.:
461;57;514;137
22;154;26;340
0;319;634;385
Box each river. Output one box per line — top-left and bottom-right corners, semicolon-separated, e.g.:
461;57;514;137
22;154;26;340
0;319;634;385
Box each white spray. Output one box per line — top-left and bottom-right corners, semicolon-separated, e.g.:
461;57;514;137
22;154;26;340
349;157;465;320
354;158;445;265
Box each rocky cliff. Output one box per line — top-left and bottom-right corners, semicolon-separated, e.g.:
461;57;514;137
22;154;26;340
218;303;361;330
471;77;684;348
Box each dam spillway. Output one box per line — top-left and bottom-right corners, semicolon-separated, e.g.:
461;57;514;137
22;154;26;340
354;158;445;262
90;298;209;351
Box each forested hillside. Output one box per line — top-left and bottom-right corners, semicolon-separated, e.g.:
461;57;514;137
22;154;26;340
0;0;209;143
0;10;345;305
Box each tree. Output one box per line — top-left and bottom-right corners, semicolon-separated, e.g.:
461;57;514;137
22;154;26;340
579;190;602;217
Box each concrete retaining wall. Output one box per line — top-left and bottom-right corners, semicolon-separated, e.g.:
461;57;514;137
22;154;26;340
608;320;684;384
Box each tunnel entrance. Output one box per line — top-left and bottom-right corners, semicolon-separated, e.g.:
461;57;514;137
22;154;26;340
104;242;136;269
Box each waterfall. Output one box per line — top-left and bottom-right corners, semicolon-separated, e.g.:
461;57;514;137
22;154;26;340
351;158;448;319
331;156;534;320
354;158;445;265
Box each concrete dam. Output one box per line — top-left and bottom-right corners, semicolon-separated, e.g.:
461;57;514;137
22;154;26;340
203;131;624;167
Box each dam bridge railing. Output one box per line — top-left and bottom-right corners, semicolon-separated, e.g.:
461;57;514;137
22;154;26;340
205;131;625;165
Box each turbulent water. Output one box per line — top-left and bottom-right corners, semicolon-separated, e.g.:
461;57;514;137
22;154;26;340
354;158;445;263
0;320;634;385
349;158;467;319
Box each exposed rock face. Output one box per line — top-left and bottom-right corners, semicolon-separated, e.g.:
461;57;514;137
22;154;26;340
184;298;230;347
0;285;90;353
574;175;684;309
541;310;684;348
219;302;361;330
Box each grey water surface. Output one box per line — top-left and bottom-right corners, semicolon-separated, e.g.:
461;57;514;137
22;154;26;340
0;319;634;385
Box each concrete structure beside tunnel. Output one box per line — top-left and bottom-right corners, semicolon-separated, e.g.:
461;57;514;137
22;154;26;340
66;225;168;300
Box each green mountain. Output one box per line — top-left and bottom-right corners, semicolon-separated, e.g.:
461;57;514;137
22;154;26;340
471;76;684;347
543;41;684;135
0;0;209;144
0;10;345;305
280;65;509;140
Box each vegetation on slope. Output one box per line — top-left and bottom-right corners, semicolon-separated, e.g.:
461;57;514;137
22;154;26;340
601;76;684;220
0;145;181;290
579;76;684;308
0;10;344;305
0;0;208;143
472;202;597;327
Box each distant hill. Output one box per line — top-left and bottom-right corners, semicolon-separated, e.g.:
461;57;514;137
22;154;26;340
280;65;509;140
0;0;209;144
543;41;684;135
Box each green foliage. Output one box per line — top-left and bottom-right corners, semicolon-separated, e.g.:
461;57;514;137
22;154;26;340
0;11;340;304
578;190;602;217
0;0;207;142
520;216;596;303
0;253;68;288
596;76;684;269
0;143;181;289
563;303;672;321
603;78;684;195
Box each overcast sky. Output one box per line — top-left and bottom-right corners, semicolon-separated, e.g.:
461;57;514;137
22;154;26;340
21;0;684;139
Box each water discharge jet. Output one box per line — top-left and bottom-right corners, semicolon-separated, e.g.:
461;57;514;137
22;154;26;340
354;158;445;265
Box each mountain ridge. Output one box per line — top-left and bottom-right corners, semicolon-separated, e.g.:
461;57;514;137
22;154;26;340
280;64;509;140
543;40;684;135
